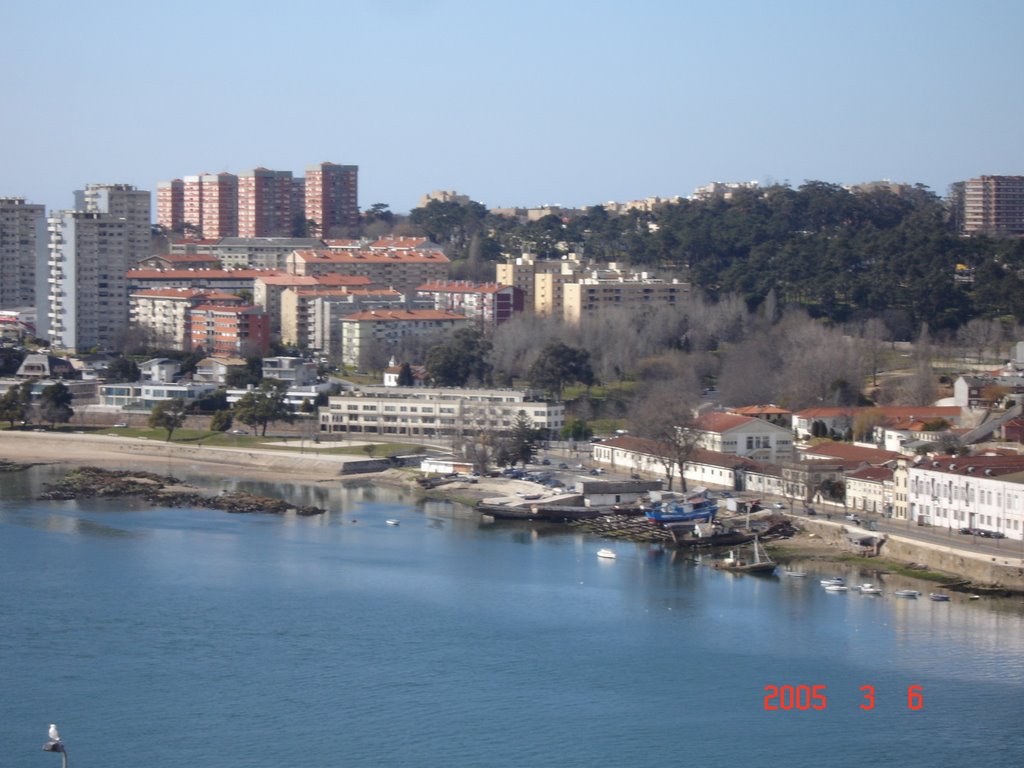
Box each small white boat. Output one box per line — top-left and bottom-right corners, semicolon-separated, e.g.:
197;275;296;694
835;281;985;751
596;548;617;560
386;519;401;526
824;584;848;592
784;570;807;578
857;583;883;595
820;577;845;587
894;589;921;598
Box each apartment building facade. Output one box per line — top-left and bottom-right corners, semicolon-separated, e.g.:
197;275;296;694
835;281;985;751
48;184;151;352
339;309;470;370
305;162;359;236
414;281;523;326
156;179;184;232
237;168;294;238
130;288;243;350
0;198;47;320
286;248;450;293
963;175;1024;237
188;304;269;356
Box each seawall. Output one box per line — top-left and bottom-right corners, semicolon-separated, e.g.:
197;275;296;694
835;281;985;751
797;517;1024;590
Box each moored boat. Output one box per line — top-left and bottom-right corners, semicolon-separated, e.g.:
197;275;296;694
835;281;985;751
894;589;921;598
715;537;775;574
386;519;401;526
825;584;848;592
929;593;951;601
820;577;845;587
857;583;883;595
597;548;616;560
784;570;807;578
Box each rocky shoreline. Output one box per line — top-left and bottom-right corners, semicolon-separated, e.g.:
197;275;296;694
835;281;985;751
38;466;326;517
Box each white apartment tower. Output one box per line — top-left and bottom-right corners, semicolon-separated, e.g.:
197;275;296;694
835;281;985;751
0;198;48;324
48;184;151;352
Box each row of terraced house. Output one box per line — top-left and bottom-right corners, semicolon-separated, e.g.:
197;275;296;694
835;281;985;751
590;404;1024;541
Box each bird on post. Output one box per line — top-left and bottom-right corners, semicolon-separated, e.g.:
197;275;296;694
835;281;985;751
48;724;61;742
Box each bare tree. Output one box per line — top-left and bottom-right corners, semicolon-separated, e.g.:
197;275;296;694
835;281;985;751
629;381;701;492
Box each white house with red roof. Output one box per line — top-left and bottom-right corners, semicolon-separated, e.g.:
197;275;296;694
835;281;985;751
692;412;794;463
905;454;1024;539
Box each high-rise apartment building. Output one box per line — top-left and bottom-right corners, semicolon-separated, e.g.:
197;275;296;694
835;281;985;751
200;173;238;240
305;162;359;236
156;179;185;232
963;175;1024;237
182;175;204;235
48;184;151;352
237;168;294;237
0;198;47;320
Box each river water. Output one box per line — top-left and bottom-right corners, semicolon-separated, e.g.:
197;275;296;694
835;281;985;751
2;466;1022;768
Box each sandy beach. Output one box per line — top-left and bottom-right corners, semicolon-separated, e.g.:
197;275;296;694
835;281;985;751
0;430;535;502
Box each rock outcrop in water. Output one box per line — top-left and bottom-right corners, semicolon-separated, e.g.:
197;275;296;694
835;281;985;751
39;466;325;516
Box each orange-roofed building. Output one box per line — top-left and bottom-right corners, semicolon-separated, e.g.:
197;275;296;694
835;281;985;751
286;248;449;293
188;304;269;356
136;253;222;271
130;288;244;351
281;286;405;351
340;310;470;370
692;411;794;463
728;404;792;428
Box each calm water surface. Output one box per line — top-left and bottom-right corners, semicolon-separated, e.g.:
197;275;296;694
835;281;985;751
1;466;1022;768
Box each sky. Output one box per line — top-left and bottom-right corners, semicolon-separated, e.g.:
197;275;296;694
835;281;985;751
2;0;1022;215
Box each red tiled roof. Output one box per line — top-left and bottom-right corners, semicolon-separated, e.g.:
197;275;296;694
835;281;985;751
847;466;894;482
695;412;755;433
416;281;511;294
291;249;449;264
730;404;792;416
128;269;286;279
800;443;902;465
342;309;470;322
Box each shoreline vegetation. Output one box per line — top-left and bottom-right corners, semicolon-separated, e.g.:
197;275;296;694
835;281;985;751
1;434;1020;595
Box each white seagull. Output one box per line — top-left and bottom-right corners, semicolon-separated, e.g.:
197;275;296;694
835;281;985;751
49;724;61;741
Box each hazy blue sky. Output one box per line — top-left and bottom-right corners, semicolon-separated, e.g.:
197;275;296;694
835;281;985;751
2;0;1021;214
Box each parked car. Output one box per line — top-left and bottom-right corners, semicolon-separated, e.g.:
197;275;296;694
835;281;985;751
558;463;569;470
772;502;786;509
804;507;817;516
540;458;551;465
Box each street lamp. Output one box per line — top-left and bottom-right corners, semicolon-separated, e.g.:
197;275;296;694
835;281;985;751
42;724;67;768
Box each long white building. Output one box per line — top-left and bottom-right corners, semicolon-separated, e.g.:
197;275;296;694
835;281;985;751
319;386;565;439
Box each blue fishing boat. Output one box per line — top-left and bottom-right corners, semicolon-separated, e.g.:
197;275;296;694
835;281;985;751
645;490;719;524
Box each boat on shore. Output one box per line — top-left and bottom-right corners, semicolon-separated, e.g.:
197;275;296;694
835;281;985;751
665;521;752;549
715;537;775;574
597;548;616;560
645;489;718;525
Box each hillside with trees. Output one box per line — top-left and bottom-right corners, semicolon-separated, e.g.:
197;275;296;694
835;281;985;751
408;182;1024;334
